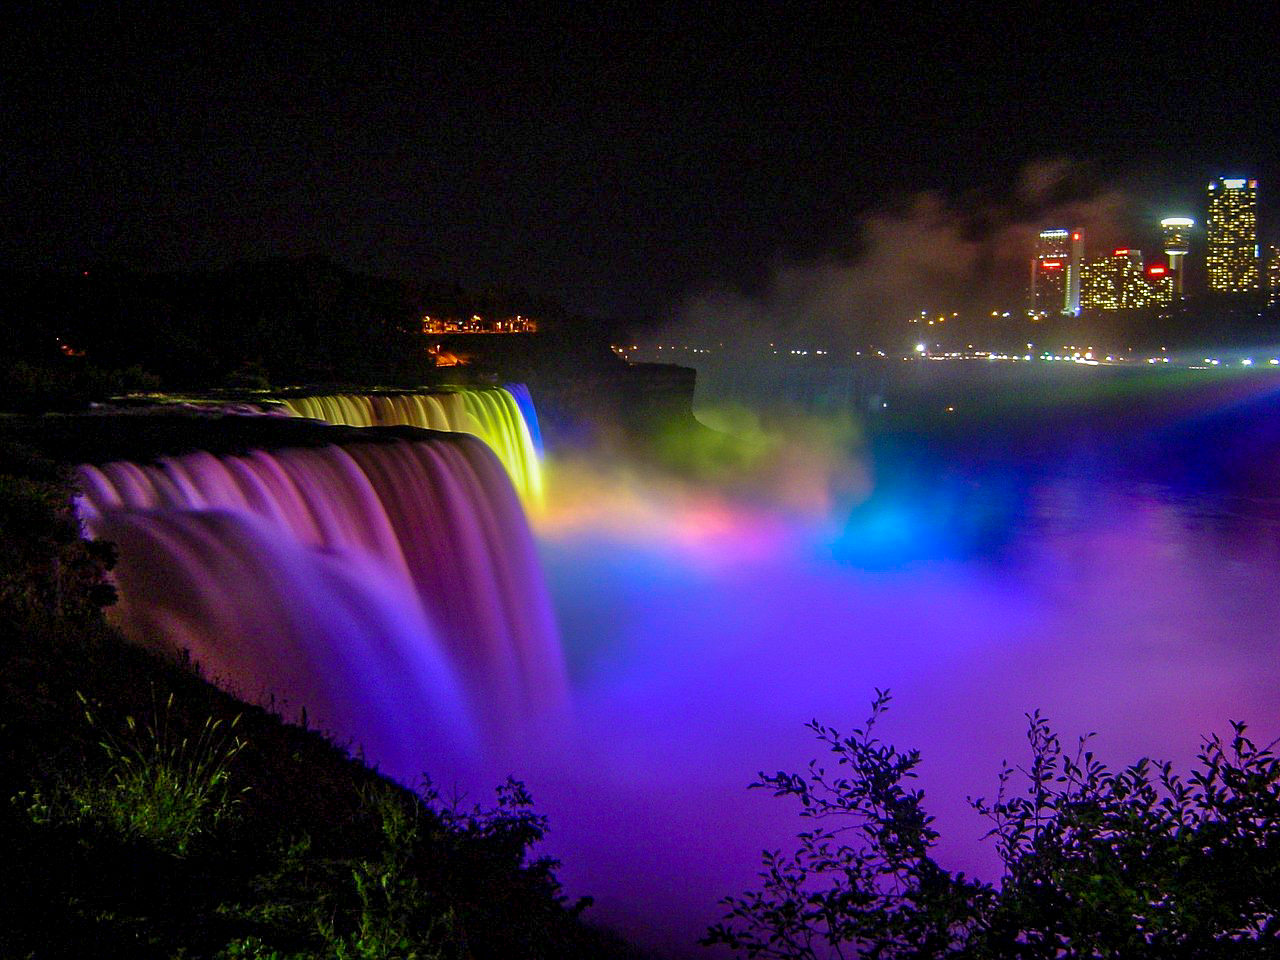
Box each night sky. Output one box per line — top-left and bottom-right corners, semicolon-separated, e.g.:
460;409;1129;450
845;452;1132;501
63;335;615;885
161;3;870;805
3;6;1277;325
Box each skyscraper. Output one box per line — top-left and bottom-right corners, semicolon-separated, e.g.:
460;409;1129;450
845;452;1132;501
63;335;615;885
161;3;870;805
1206;178;1259;294
1159;217;1193;299
1030;228;1083;315
1066;229;1083;315
1080;249;1171;311
1268;244;1280;309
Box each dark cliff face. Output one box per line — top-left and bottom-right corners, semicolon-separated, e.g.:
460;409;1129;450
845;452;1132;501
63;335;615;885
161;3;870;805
615;362;697;425
527;361;698;450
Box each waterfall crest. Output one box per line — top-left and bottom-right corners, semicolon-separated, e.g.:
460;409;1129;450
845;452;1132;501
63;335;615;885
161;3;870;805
279;387;543;507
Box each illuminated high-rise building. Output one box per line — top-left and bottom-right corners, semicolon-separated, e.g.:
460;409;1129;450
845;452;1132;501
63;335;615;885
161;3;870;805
1139;262;1174;309
1080;249;1171;311
1081;249;1138;311
1066;229;1083;314
1159;216;1193;298
1206;178;1259;293
1030;227;1083;315
1268;244;1280;308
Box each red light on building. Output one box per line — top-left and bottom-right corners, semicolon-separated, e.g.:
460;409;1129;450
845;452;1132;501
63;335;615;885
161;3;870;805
1148;265;1167;275
1071;232;1081;241
1113;248;1130;256
1041;260;1062;269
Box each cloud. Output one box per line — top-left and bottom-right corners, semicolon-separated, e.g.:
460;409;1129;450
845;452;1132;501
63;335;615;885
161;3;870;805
1015;157;1076;205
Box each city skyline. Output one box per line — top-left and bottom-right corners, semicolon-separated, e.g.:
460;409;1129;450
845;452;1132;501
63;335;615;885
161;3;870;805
1030;175;1277;315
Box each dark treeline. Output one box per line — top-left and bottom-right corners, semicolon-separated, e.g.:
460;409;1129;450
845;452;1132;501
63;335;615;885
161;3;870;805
0;257;584;406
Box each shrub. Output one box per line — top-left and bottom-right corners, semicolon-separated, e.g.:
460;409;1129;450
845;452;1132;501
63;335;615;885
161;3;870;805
218;777;577;959
315;782;465;960
972;712;1280;957
706;691;1280;958
703;690;990;959
0;469;117;625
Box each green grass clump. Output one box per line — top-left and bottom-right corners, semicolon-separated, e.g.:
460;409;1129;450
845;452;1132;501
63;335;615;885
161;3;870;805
73;689;248;856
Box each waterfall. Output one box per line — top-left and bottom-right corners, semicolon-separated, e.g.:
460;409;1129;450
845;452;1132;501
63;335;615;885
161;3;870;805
279;387;543;507
504;383;544;457
76;432;566;776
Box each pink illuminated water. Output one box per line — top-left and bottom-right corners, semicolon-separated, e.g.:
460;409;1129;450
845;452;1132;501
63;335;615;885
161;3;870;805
77;434;565;768
530;485;1280;954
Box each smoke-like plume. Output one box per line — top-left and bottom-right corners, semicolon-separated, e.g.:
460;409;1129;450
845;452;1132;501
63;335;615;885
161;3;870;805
667;159;1129;354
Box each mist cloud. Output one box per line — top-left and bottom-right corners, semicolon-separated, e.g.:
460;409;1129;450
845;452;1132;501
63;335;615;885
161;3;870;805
669;159;1129;353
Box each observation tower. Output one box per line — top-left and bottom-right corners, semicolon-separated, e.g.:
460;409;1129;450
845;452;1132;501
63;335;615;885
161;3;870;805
1160;216;1194;299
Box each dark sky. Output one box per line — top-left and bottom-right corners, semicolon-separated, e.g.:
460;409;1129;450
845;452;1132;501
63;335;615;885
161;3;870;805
3;5;1277;323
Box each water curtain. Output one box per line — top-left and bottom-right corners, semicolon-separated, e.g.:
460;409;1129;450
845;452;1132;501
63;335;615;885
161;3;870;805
76;434;567;777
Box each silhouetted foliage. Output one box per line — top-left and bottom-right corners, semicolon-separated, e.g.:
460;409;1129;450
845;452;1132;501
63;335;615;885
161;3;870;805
0;258;433;396
704;691;991;959
707;692;1280;958
971;712;1280;957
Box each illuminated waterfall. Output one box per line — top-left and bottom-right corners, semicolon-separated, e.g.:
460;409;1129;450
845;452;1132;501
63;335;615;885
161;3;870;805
76;433;566;775
279;387;543;507
505;383;544;457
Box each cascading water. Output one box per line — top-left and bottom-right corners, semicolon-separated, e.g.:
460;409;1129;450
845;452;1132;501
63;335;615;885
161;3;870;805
279;387;543;507
504;383;544;457
76;431;566;780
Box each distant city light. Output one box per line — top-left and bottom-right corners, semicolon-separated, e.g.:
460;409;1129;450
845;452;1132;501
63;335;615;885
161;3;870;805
878;191;1267;366
423;313;538;335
